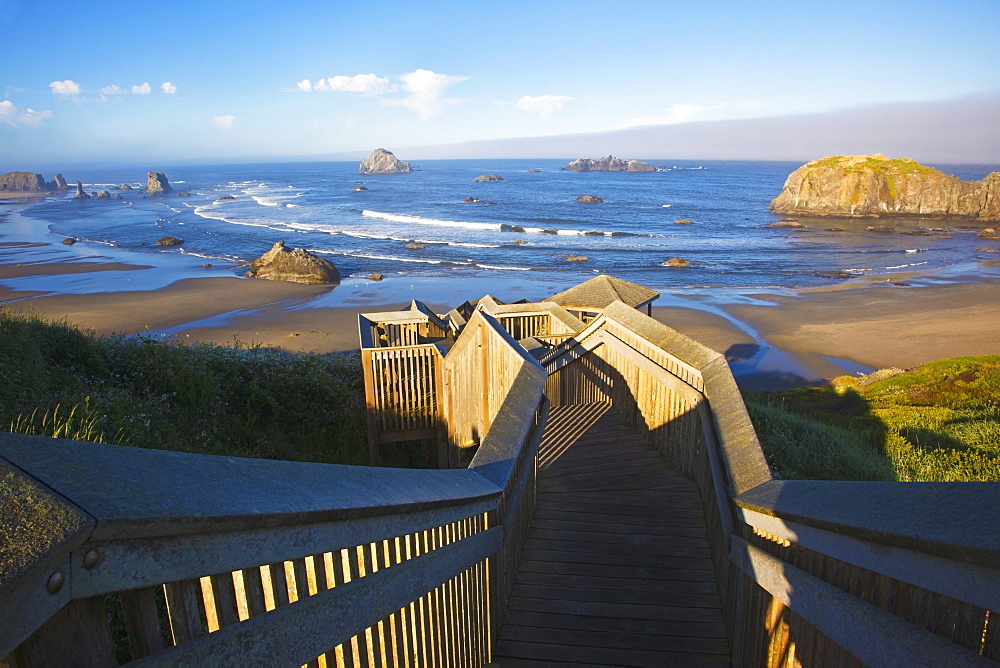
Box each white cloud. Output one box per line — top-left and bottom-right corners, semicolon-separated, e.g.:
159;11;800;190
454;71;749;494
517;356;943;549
212;115;236;130
50;79;82;96
298;74;394;96
517;94;574;119
1;100;52;128
161;82;177;94
99;84;126;95
0;100;16;123
385;69;467;120
131;82;152;95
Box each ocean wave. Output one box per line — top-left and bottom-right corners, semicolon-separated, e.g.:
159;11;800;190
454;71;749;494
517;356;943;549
884;262;929;270
177;249;241;263
362;209;500;231
310;249;473;266
475;263;531;271
251;196;281;207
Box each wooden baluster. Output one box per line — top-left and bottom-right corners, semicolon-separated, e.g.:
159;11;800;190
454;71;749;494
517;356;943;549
120;585;166;658
164;579;206;645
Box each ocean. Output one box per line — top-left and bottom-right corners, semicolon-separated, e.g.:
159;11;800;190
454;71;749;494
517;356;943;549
11;159;1000;295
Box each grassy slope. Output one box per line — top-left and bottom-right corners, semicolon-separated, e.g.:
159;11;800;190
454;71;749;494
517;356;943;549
0;310;373;465
745;356;1000;481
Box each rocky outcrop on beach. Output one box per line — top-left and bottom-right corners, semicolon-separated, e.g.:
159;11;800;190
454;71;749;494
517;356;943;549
247;241;340;284
576;195;604;203
561;156;655;173
770;155;1000;221
146;172;173;196
72;181;90;200
359;148;412;174
473;174;504;182
0;172;49;192
52;174;68;191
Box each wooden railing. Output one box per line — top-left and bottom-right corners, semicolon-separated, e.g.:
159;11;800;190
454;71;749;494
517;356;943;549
542;301;1000;665
0;315;547;667
362;344;445;465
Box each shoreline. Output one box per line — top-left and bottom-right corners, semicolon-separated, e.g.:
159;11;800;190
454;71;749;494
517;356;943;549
3;204;999;391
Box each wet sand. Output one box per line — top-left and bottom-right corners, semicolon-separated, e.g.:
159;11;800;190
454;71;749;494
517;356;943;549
2;208;999;389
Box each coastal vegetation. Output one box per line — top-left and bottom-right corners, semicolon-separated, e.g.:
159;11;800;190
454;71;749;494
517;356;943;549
745;356;1000;482
0;310;369;465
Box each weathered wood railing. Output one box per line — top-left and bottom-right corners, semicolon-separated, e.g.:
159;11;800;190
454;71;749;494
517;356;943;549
477;302;583;344
362;344;446;465
1;316;547;666
542;300;1000;665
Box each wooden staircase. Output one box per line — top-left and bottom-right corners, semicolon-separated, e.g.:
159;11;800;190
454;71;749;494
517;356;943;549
494;403;731;666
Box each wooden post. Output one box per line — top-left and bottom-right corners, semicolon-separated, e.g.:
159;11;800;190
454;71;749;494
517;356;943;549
361;349;380;466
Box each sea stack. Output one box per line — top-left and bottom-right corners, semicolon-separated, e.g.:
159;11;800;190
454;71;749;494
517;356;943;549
246;241;341;284
770;155;1000;220
72;181;90;200
146;172;173;196
359;148;412;174
0;172;49;192
561;156;655;173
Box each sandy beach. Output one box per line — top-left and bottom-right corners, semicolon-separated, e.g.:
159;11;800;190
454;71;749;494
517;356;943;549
2;205;999;390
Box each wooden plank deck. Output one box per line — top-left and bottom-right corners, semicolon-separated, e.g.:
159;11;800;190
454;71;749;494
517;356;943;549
494;403;731;667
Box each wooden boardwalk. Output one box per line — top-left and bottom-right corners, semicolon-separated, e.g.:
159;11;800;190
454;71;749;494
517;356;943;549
494;403;731;667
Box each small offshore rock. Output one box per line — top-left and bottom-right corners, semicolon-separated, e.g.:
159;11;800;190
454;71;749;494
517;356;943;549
405;243;427;250
368;273;384;281
512;239;528;245
202;263;212;268
473;174;504;182
770;220;804;228
146;172;173;196
674;219;694;225
95;190;112;200
177;191;191;197
663;257;691;267
113;193;123;200
527;169;542;173
576;195;604;203
72;181;90;200
217;195;236;201
62;237;77;245
565;254;589;262
977;227;998;238
353;185;368;191
866;225;895;233
156;236;184;246
247;240;340;284
359;148;411;174
119;183;133;191
464;196;481;203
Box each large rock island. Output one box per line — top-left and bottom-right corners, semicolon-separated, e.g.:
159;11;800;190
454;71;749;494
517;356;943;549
770;154;1000;220
0;172;69;194
359;148;412;174
561;156;655;173
246;241;341;284
146;172;173;196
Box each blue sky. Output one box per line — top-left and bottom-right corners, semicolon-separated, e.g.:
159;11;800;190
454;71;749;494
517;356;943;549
2;0;998;167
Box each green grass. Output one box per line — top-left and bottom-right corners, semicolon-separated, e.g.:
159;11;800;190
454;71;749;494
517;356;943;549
744;356;1000;481
0;310;370;465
